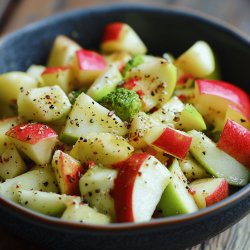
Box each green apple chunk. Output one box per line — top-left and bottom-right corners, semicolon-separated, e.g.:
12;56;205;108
157;159;198;216
0;144;27;180
17;189;80;216
26;64;46;86
60;92;127;144
47;35;82;67
178;154;210;181
127;58;177;111
86;64;122;101
0;117;18;154
188;130;250;186
79;166;117;220
18;86;71;123
62;203;111;224
175;41;215;78
0;168;59;201
70;132;133;167
176;104;207;131
0;72;38;104
150;96;185;126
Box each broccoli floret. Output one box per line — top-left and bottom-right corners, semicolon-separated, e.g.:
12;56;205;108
122;55;144;77
99;88;142;121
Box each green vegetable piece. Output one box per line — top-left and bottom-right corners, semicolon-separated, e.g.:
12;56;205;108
99;88;142;121
122;55;144;77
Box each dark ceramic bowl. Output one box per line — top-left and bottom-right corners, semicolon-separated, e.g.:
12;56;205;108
0;4;249;250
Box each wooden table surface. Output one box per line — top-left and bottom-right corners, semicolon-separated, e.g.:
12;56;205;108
0;0;249;249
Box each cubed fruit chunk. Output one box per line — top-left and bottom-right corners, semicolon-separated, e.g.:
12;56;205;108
60;92;127;144
79;166;118;220
0;144;27;180
26;64;46;85
189;178;229;209
70;133;133;167
144;125;192;160
52;150;84;195
175;41;215;78
125;59;176;111
101;22;147;55
157;159;198;216
18;86;71;123
86;64;122;101
0;168;59;201
61;203;111;224
47;35;82;67
17;190;80;216
41;66;74;93
188;130;250;186
217;119;250;169
73;49;106;86
0;117;18;154
6;123;58;165
193;79;250;129
113;153;171;222
0;72;38;104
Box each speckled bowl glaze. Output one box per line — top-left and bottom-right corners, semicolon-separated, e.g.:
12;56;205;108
0;4;249;250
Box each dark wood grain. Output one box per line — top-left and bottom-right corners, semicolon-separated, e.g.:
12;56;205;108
0;0;249;249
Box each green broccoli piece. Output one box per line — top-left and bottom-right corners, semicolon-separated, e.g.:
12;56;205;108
99;88;142;122
122;55;144;77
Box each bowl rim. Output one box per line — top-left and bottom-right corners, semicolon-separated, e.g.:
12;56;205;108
0;3;249;232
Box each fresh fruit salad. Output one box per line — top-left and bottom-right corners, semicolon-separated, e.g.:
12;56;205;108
0;22;249;224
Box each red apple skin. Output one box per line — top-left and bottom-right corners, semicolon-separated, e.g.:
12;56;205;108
152;127;192;160
196;79;250;114
205;179;229;206
217;119;250;169
102;22;124;42
6;123;57;144
42;66;69;75
57;151;85;195
113;153;149;222
76;49;106;71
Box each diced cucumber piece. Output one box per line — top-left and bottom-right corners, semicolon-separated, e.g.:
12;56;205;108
86;64;122;101
157;159;198;216
18;86;71;123
60;93;127;144
188;130;250;186
62;203;111;224
17;190;80;216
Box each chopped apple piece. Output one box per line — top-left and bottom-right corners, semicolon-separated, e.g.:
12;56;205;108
60;92;127;144
79;166;118;220
70;132;133;167
18;86;71;123
175;41;215;78
0;72;38;105
189;178;229;209
73;49;106;86
52;150;84;195
47;35;82;67
188;130;250;186
157;159;198;216
41;66;74;93
101;22;147;55
217;119;250;169
62;203;111;224
6;123;58;165
113;153;171;222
